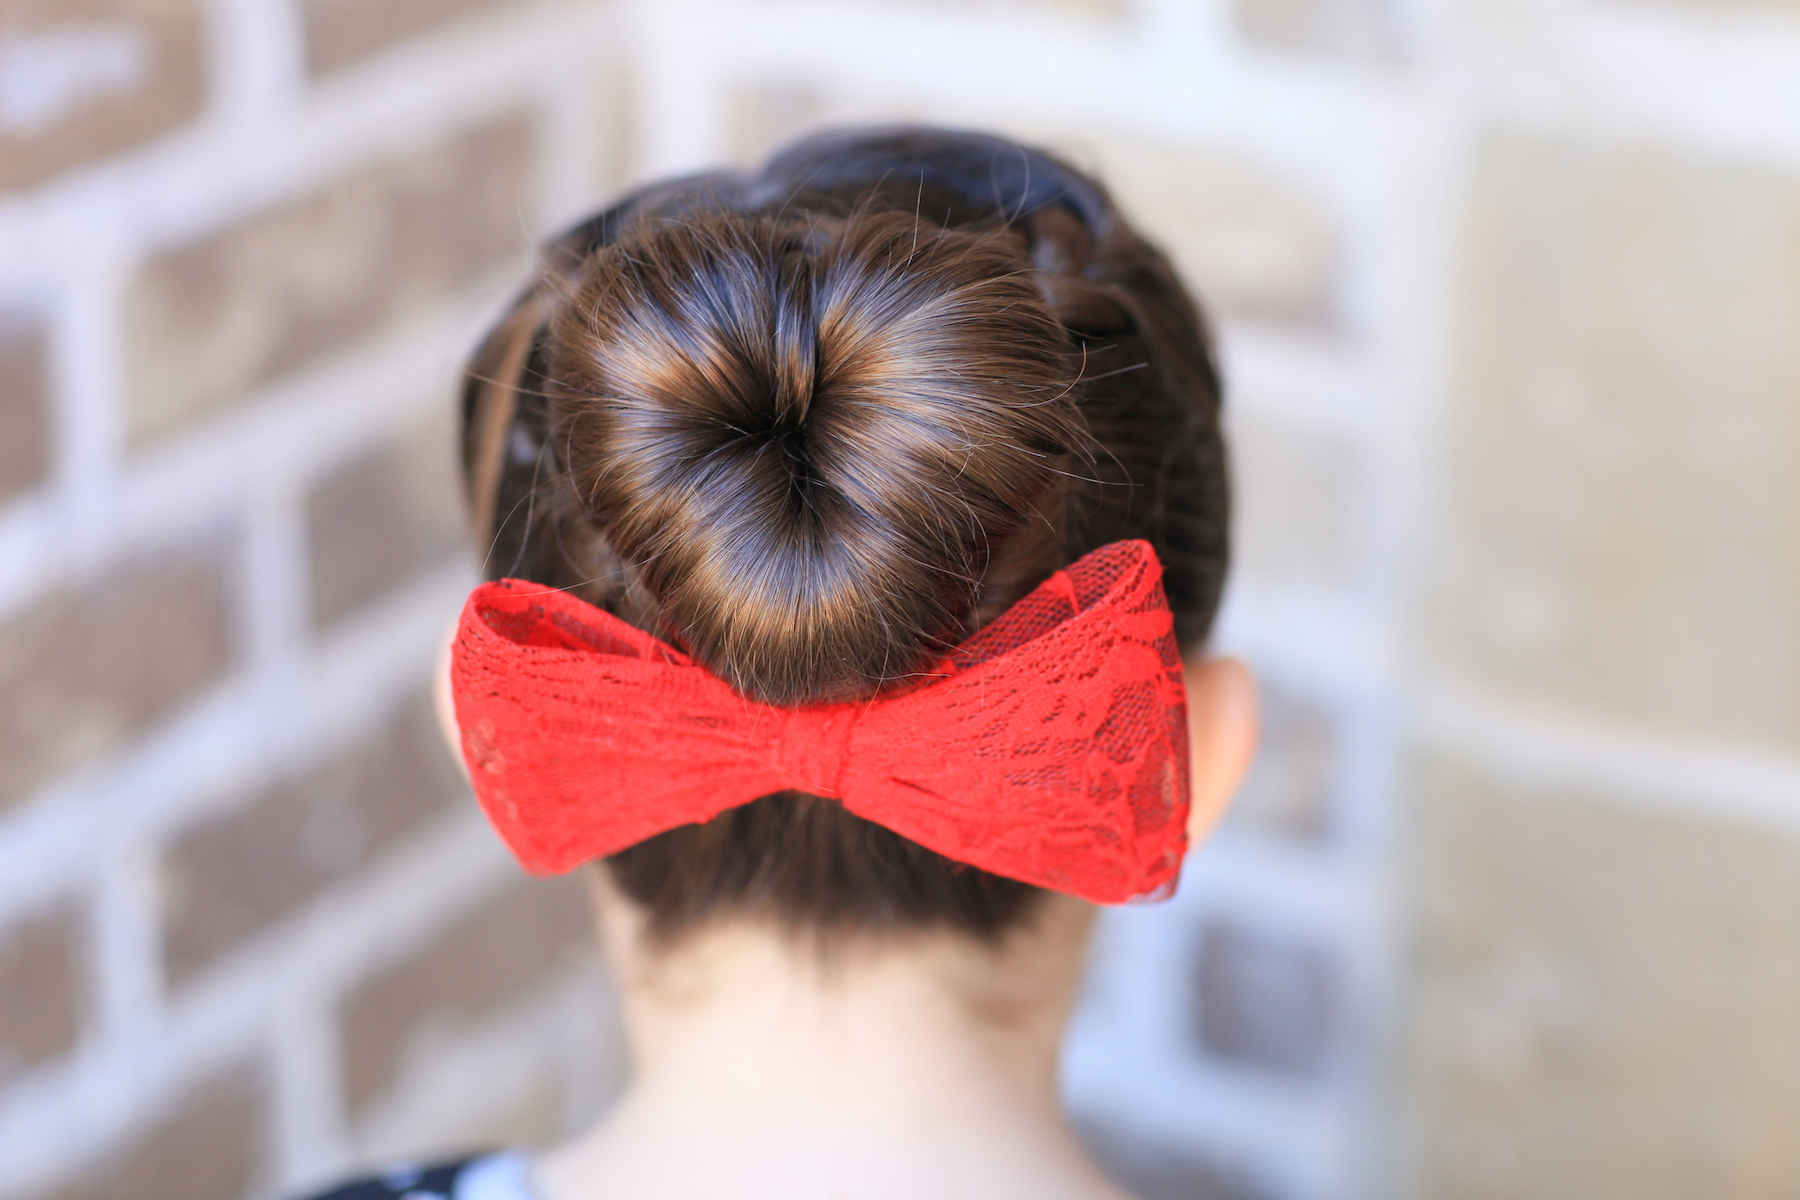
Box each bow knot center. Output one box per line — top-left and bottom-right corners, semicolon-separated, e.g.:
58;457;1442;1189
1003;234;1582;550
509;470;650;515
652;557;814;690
771;705;861;798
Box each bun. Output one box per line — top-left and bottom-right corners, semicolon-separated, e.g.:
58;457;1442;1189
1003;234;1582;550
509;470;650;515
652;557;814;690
546;210;1085;705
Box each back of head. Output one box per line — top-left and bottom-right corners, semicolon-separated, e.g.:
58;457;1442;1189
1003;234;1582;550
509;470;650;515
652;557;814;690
461;127;1228;944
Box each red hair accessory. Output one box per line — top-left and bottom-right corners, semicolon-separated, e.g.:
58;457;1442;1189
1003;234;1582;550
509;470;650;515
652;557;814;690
450;540;1191;903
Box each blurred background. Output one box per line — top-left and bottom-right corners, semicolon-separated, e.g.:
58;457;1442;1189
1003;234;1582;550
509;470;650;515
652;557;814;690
3;0;1798;1197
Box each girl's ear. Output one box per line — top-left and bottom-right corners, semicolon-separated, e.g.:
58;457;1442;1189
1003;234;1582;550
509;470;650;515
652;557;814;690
435;618;469;781
1183;658;1259;848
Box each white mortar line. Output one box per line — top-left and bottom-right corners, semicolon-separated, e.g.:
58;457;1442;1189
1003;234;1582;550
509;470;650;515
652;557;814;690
1416;684;1800;835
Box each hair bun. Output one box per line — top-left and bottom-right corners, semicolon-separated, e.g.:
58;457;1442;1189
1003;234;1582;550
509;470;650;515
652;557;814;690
546;210;1086;705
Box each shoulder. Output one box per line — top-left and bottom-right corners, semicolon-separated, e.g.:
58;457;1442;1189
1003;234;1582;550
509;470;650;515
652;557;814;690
291;1151;537;1200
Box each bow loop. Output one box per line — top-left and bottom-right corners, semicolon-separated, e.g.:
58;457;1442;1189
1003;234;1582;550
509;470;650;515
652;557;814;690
451;540;1191;904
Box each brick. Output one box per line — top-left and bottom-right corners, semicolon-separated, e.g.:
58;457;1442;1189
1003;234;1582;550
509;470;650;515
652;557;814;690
161;691;465;985
0;311;53;501
1079;1120;1278;1200
0;904;82;1082
1093;139;1340;327
728;84;829;168
339;873;592;1116
922;0;1126;17
354;1050;571;1169
594;64;636;198
448;1070;565;1154
0;0;206;194
47;1063;266;1200
1232;0;1397;61
307;408;465;629
1224;679;1337;842
1430;134;1800;751
122;116;534;447
1195;917;1336;1076
726;84;919;170
1402;753;1800;1199
1229;409;1359;587
1623;0;1800;15
1030;0;1126;13
301;0;519;75
0;538;232;810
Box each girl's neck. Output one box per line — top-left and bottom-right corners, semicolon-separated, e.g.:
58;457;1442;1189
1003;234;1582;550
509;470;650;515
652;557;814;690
532;877;1132;1200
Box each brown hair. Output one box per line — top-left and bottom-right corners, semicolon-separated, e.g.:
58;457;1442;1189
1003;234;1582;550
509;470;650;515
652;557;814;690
461;128;1227;943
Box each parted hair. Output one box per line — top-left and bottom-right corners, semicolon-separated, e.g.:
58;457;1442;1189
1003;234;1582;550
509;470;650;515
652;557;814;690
460;128;1228;942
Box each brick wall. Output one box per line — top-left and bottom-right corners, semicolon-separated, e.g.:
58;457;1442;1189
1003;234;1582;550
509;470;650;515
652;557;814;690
4;1;1798;1198
0;2;625;1196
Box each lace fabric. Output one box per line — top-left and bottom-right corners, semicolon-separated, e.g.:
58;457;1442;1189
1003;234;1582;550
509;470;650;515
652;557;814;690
451;539;1190;903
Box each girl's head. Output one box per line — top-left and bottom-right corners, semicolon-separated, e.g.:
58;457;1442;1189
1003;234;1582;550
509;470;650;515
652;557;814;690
459;128;1242;947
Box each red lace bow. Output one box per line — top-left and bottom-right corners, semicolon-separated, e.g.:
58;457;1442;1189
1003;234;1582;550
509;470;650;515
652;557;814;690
451;540;1191;903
